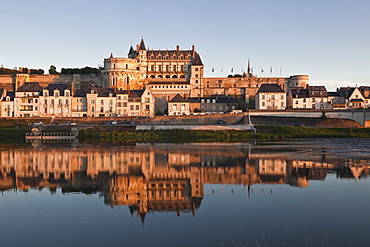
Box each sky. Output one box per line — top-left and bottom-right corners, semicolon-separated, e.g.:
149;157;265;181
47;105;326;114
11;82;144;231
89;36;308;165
1;0;369;91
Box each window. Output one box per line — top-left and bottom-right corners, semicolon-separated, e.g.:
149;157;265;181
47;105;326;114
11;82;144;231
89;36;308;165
262;94;265;100
281;102;284;107
281;95;284;100
262;102;265;107
195;68;198;71
181;104;185;110
173;104;178;110
145;105;150;111
135;105;139;110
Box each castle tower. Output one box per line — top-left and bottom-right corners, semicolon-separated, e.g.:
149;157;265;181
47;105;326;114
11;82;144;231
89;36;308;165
189;51;204;97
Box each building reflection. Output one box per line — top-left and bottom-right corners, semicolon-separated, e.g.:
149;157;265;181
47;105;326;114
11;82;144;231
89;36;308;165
1;144;369;222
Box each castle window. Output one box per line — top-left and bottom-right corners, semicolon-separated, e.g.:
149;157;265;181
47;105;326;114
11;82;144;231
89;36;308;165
195;80;198;83
195;68;198;71
173;65;177;71
195;74;198;78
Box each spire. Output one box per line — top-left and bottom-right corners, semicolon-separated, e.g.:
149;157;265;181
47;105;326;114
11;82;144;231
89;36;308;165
247;59;251;74
128;45;134;56
110;52;114;59
139;38;146;50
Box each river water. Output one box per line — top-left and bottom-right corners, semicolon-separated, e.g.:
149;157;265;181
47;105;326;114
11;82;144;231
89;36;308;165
1;139;370;247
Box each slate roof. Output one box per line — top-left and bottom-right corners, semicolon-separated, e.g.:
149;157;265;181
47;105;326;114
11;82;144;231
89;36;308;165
307;86;328;97
43;83;70;96
147;81;189;85
169;94;187;102
188;96;237;104
257;84;284;93
327;92;340;97
338;87;356;99
192;53;203;66
290;87;308;98
95;87;115;97
139;38;146;50
146;49;195;60
74;91;87;97
6;91;15;101
17;82;42;92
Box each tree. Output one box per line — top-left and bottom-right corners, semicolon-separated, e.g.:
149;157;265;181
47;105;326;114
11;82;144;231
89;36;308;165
49;65;58;74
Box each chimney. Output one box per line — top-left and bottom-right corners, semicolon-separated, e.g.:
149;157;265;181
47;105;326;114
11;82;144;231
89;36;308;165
192;45;195;51
136;44;139;50
176;45;180;51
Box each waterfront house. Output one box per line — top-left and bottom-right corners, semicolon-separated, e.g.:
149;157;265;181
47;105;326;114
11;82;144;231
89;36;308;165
38;83;72;117
255;84;286;110
168;94;190;116
0;89;15;117
14;82;42;117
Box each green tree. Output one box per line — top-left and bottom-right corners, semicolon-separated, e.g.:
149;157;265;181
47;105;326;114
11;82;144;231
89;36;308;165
49;65;58;74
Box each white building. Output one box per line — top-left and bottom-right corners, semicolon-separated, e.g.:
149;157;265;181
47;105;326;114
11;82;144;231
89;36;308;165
255;84;286;110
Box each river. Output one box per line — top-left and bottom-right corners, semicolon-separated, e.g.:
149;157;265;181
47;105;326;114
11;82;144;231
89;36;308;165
1;139;369;246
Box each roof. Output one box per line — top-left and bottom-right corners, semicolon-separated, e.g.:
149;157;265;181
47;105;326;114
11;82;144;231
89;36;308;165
327;92;340;97
6;91;15;101
147;81;189;85
192;53;203;66
350;99;364;102
169;94;188;102
17;82;42;92
129;90;144;98
338;87;356;99
307;85;328;97
146;49;195;60
74;90;87;97
188;96;237;104
43;83;70;96
290;87;308;98
96;87;115;97
257;84;284;93
139;38;146;50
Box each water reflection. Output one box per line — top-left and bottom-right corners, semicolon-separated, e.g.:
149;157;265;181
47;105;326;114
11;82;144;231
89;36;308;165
1;142;369;224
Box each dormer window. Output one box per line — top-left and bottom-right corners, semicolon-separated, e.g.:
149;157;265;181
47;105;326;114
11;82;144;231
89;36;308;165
54;90;59;97
65;90;70;97
44;90;49;97
6;96;10;101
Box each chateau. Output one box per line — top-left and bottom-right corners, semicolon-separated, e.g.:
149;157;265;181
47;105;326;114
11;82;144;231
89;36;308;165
1;38;368;118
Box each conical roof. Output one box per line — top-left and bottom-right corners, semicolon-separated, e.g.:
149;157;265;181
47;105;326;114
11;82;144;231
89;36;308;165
139;38;146;50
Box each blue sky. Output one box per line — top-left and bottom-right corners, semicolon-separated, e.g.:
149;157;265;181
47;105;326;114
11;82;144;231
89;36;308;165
1;0;369;91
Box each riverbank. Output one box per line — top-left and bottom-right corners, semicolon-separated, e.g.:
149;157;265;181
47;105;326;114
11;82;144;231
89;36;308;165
1;122;369;145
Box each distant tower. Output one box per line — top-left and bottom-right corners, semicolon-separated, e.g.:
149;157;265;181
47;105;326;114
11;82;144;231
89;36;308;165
189;50;204;97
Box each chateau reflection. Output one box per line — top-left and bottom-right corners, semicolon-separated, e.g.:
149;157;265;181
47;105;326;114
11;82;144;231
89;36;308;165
1;144;369;222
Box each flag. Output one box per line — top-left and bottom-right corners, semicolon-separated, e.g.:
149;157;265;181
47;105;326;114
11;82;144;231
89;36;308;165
220;68;224;72
231;67;234;73
212;67;214;72
270;67;272;73
261;68;264;73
